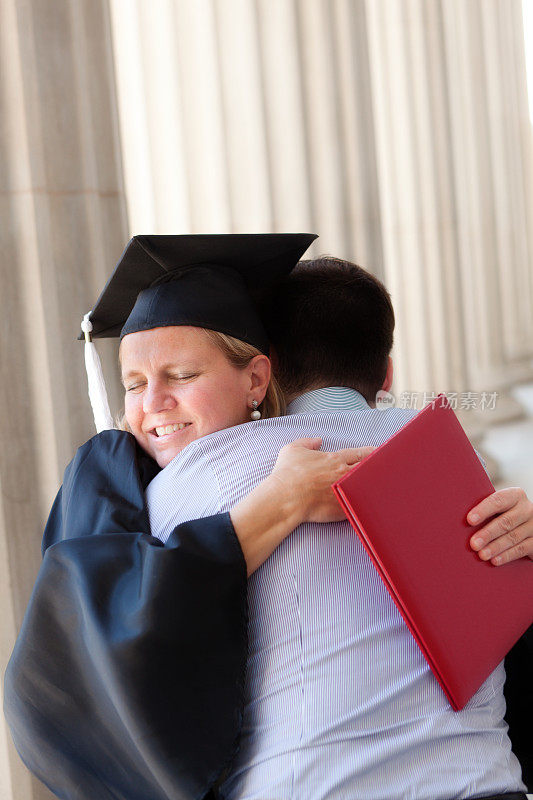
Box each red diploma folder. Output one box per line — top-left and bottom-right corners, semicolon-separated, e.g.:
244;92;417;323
332;396;533;710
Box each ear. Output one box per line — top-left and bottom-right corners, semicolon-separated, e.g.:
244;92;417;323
381;356;393;392
247;355;271;403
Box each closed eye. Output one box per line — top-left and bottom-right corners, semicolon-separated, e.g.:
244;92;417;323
125;382;146;393
169;373;198;382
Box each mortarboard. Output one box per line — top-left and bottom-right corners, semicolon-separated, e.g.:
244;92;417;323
80;233;317;432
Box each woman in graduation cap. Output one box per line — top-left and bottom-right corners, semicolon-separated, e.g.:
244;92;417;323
5;234;372;800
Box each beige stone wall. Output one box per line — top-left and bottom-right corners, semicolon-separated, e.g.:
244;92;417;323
110;0;533;411
0;1;127;796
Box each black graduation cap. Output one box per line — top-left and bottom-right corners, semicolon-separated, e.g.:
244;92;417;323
81;233;317;354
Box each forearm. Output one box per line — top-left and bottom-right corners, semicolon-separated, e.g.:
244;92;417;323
229;439;374;575
6;521;247;800
11;432;248;799
230;474;302;575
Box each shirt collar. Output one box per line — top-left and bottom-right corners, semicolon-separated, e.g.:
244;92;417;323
286;386;370;415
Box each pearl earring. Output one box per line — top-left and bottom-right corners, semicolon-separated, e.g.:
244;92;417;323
250;400;261;420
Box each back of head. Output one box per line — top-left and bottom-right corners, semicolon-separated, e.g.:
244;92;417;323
263;257;394;403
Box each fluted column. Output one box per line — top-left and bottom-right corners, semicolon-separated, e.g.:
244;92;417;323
0;1;127;797
441;0;533;390
364;0;533;433
109;0;533;419
485;0;533;367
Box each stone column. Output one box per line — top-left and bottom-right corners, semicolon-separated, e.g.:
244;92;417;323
364;0;533;435
440;0;533;392
109;0;533;425
0;1;127;797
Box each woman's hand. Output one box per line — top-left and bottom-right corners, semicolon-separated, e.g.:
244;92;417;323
230;438;373;575
269;438;374;524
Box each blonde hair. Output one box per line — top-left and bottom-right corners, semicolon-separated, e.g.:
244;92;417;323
117;327;285;430
202;329;285;419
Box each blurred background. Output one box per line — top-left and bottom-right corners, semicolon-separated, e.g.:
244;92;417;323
1;1;533;797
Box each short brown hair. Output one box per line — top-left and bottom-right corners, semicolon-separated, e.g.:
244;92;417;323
263;257;395;402
202;329;285;418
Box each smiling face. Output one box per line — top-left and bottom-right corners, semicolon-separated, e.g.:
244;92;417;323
120;326;265;467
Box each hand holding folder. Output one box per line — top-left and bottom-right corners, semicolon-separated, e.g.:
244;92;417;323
332;395;533;710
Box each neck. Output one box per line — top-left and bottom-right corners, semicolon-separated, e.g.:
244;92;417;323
284;384;369;406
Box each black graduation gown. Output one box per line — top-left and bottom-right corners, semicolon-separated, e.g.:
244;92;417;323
4;430;248;800
4;430;532;798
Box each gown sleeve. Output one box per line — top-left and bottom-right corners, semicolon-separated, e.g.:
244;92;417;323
3;430;247;800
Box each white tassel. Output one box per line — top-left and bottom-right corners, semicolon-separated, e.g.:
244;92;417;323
81;314;115;433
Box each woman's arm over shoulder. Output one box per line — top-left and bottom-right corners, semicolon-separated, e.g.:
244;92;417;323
231;438;374;574
7;432;247;800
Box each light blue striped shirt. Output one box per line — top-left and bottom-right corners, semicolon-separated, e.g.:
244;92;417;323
146;387;525;799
